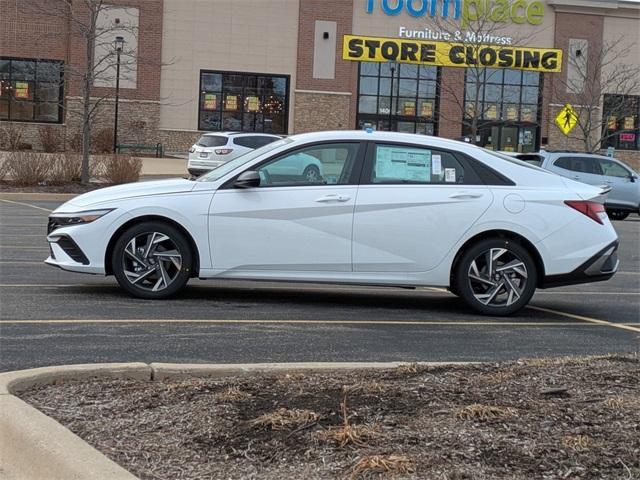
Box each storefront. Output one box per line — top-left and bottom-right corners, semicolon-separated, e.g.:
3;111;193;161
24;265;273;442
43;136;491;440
1;0;639;168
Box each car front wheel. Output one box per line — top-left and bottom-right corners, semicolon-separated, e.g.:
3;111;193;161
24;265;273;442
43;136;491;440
454;238;537;316
112;221;193;299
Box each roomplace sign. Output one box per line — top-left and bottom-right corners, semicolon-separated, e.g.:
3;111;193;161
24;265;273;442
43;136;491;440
343;34;562;72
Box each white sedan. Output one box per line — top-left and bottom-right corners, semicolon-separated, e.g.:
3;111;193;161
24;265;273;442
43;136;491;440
45;131;619;315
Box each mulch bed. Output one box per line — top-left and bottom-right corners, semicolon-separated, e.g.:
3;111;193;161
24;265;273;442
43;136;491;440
0;181;104;194
20;356;640;479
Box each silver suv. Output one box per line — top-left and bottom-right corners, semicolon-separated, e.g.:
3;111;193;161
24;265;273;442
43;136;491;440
187;132;281;176
517;151;639;220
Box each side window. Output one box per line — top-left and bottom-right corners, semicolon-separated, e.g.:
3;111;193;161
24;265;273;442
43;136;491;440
598;159;630;178
257;143;360;187
555;157;601;175
233;136;256;149
371;144;465;184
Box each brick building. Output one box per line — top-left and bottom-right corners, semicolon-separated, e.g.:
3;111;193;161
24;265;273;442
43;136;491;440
1;0;639;166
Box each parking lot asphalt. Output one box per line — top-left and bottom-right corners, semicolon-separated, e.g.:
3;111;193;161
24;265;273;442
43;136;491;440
0;196;638;372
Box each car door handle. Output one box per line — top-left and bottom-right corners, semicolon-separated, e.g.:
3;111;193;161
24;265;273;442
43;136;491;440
449;192;483;199
315;194;351;203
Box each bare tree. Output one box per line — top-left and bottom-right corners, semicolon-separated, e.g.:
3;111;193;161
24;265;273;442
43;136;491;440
27;0;139;183
553;37;640;153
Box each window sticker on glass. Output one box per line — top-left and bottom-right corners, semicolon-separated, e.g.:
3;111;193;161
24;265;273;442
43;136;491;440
375;146;431;182
445;168;456;183
432;154;442;175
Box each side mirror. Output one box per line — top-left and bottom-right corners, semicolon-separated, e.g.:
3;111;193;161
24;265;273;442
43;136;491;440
234;170;260;188
630;174;637;183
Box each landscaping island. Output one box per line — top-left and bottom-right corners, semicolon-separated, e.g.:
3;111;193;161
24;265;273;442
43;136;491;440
20;356;639;479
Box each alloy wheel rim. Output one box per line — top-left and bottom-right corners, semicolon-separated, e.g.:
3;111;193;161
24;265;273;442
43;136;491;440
305;167;320;182
467;248;528;307
122;232;183;292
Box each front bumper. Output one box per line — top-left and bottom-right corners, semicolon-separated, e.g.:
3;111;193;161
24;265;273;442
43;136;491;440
541;240;619;288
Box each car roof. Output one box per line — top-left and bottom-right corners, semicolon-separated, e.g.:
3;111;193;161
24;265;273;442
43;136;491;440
201;132;281;138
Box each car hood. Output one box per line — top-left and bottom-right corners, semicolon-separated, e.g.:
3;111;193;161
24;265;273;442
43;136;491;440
65;178;197;208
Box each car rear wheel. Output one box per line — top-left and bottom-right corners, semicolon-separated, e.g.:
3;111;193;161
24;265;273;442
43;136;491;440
607;210;629;221
454;238;537;316
112;221;193;299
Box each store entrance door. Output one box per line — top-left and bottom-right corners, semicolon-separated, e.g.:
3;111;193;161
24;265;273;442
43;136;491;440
477;125;538;153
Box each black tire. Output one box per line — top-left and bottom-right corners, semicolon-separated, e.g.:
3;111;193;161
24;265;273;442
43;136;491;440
607;210;629;221
302;165;322;183
453;238;537;316
112;221;193;299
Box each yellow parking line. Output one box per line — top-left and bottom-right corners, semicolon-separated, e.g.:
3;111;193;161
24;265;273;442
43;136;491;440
0;199;53;213
528;306;640;333
0;318;620;326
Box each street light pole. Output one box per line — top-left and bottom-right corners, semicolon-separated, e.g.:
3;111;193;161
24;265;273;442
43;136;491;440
388;63;396;131
113;36;124;154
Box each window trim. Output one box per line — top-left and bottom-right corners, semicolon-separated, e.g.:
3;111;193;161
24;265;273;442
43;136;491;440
221;140;367;190
358;141;485;186
0;56;64;124
197;69;290;134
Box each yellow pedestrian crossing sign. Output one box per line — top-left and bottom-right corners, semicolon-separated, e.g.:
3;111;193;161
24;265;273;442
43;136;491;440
555;104;578;136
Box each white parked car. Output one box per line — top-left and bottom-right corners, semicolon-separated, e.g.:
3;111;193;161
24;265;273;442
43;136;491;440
46;131;619;315
187;132;281;176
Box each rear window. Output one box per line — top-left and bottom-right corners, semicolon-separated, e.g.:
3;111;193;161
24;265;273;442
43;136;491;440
196;135;228;148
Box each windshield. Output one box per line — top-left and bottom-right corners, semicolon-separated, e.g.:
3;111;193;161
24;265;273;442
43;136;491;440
196;135;228;148
197;137;294;182
482;149;548;172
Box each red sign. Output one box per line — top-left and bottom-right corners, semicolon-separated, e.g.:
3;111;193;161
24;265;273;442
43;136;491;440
619;133;636;142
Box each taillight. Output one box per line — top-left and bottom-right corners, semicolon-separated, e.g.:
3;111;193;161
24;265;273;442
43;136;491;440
564;200;606;225
215;148;233;155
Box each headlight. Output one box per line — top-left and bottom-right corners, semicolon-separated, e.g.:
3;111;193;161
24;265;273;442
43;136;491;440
48;209;114;234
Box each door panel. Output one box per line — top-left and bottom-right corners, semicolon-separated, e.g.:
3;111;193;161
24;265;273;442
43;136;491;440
597;159;638;208
353;185;492;272
208;141;364;273
210;187;357;271
353;143;492;273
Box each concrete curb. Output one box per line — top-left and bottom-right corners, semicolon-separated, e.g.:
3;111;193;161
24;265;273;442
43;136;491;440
0;192;77;201
0;361;472;480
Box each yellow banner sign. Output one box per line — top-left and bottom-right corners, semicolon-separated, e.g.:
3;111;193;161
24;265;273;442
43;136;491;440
555;104;578;136
343;35;562;73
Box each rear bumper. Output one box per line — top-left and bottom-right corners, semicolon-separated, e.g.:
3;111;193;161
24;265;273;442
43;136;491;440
540;240;619;288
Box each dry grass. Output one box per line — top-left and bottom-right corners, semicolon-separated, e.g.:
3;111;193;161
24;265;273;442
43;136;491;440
562;435;593;450
348;454;415;479
315;423;376;448
38;125;62;153
603;395;638;410
482;370;517;385
249;408;320;431
395;363;432;375
316;386;378;448
5;152;52;186
0;154;9;181
343;382;386;395
276;373;306;384
96;154;142;184
48;153;82;185
455;404;518;421
215;386;251;402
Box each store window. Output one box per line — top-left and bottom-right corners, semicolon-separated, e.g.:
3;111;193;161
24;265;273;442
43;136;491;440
356;63;439;135
0;58;63;123
602;94;639;151
463;69;541;152
198;71;289;134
